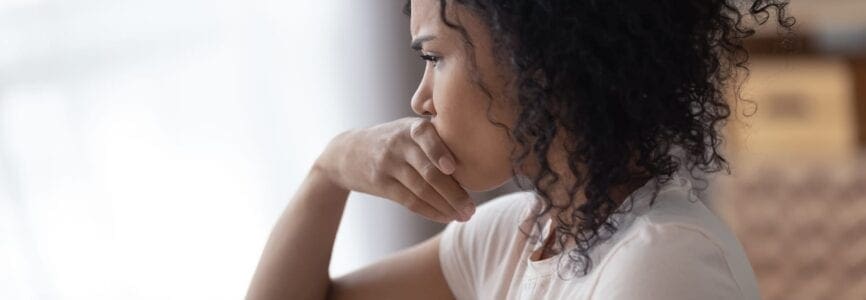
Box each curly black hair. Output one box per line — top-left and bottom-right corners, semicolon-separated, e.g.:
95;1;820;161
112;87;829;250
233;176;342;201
404;0;796;278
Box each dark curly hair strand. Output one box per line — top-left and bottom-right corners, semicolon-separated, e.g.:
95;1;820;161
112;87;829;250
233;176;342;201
404;0;796;278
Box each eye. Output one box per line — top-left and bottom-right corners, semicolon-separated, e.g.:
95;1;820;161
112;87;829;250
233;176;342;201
419;54;440;66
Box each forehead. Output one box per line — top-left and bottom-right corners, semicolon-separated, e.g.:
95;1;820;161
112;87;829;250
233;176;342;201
409;0;443;37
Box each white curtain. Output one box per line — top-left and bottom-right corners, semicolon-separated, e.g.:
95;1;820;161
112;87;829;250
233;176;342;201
0;1;429;299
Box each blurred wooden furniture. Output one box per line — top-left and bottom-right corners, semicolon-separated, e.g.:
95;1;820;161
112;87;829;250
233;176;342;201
714;34;866;299
715;161;866;300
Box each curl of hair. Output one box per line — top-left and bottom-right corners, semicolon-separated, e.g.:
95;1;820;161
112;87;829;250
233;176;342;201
404;0;796;278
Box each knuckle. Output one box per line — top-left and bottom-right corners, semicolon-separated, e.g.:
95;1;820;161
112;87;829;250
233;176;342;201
420;163;439;179
383;134;400;148
380;147;402;166
370;172;387;186
409;119;430;139
419;184;438;201
372;151;389;168
404;197;420;212
460;193;473;205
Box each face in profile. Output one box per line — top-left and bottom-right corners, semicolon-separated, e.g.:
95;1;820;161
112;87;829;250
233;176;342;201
408;0;519;192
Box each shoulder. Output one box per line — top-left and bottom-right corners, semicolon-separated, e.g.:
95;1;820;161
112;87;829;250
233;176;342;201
437;191;536;299
589;183;760;300
440;190;536;258
645;184;761;296
590;222;750;300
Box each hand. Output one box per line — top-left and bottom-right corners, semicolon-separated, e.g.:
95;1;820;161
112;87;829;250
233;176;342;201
315;117;475;223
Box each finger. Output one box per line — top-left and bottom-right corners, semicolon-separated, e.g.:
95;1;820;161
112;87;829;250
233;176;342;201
405;145;475;219
410;119;457;175
385;177;452;223
392;162;465;222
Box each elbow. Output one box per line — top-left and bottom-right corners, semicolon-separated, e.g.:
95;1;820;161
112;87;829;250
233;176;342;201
324;278;341;300
245;281;334;300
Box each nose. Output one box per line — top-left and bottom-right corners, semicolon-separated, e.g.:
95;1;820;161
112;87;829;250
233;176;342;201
410;75;435;116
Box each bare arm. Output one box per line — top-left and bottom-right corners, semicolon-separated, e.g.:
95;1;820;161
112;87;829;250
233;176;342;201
246;165;454;300
245;165;350;300
246;118;472;300
328;232;453;300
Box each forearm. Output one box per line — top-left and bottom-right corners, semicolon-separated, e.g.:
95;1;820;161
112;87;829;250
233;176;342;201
247;163;350;300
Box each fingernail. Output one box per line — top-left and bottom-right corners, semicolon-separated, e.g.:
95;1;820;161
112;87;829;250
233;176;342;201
456;214;468;222
462;205;475;219
438;157;455;174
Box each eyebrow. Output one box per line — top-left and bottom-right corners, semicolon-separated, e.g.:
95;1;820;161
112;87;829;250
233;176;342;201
410;35;436;51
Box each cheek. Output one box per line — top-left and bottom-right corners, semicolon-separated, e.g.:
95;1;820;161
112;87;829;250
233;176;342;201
453;132;515;192
429;71;477;160
430;112;471;164
432;88;512;168
432;109;514;191
429;63;515;190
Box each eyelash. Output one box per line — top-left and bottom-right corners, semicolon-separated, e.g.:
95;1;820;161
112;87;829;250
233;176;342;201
420;54;440;65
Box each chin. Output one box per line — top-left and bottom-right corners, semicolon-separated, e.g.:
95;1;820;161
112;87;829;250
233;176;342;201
454;169;512;193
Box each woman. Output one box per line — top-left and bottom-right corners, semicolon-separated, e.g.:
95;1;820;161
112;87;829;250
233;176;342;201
247;0;795;299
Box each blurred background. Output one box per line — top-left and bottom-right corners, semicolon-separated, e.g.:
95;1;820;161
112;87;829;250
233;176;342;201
0;0;863;299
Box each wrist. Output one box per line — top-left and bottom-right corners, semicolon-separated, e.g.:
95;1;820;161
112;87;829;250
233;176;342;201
312;130;355;192
307;164;350;196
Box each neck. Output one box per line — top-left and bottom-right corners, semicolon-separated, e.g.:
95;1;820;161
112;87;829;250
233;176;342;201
518;132;652;257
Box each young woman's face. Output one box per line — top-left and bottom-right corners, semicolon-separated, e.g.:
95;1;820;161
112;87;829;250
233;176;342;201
409;0;519;192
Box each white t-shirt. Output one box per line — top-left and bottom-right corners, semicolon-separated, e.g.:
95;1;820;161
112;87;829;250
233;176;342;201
438;173;760;299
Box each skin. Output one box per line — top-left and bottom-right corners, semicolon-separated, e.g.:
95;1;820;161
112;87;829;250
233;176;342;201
408;0;647;257
246;0;648;299
409;0;519;192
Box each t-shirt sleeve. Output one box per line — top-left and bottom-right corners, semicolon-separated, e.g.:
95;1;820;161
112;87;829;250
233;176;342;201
438;191;533;300
590;223;750;300
438;220;477;300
